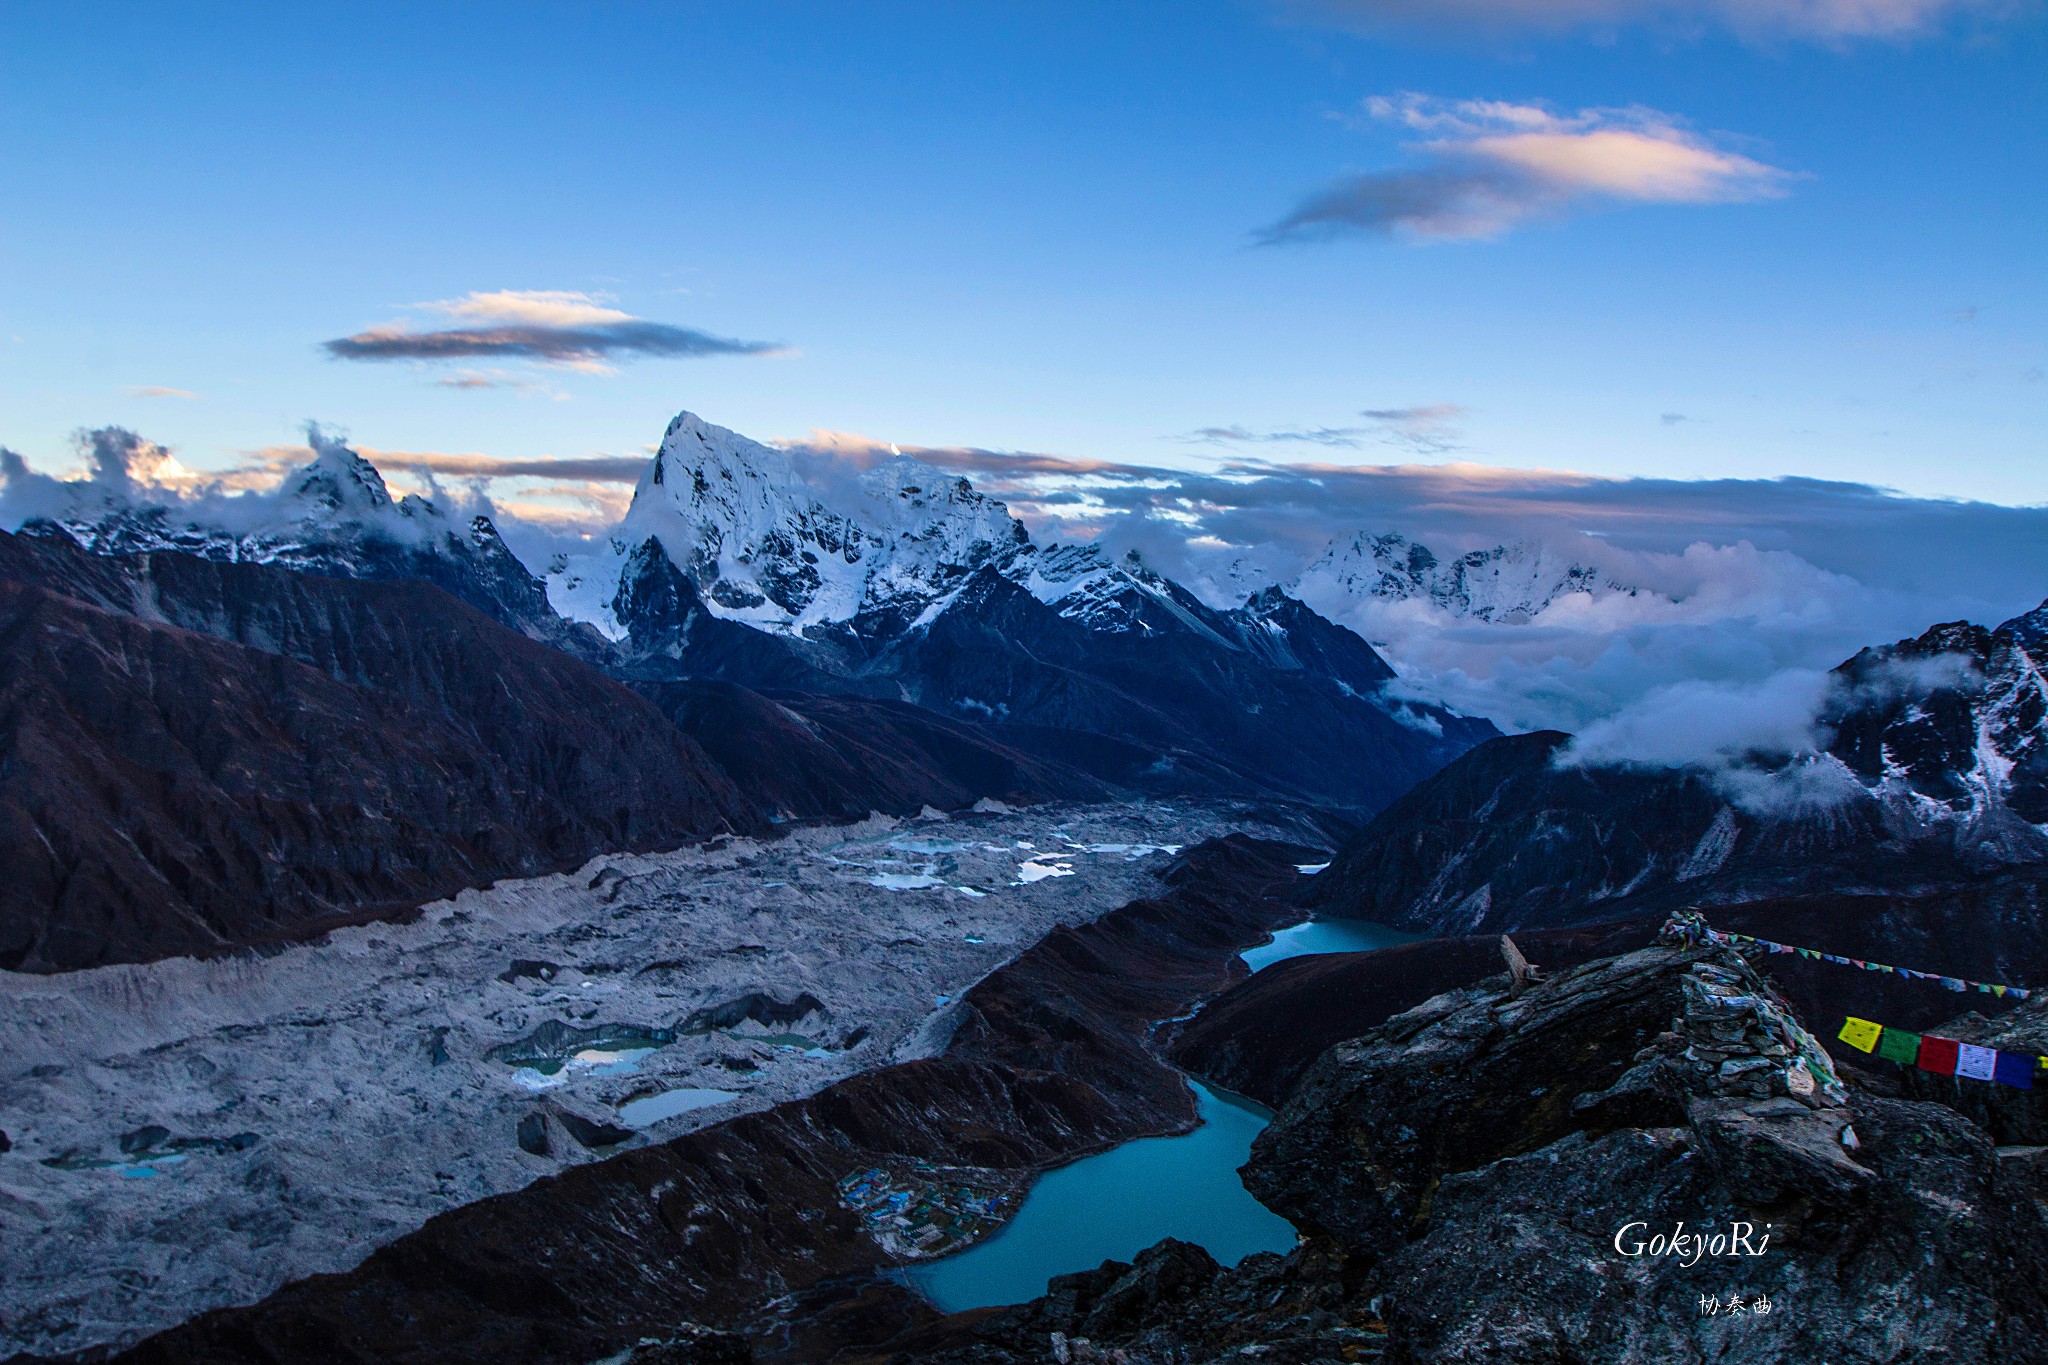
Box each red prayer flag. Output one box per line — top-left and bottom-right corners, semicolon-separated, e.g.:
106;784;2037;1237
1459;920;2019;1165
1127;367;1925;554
1918;1035;1960;1076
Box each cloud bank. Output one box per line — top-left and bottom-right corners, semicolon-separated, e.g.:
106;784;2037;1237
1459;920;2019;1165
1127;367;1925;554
1264;96;1794;243
1285;0;2012;40
322;290;783;372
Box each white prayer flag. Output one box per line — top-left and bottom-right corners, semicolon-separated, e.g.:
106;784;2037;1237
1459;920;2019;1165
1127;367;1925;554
1956;1043;1998;1081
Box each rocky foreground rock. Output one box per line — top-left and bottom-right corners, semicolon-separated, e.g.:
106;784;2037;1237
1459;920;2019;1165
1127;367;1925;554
890;931;2048;1364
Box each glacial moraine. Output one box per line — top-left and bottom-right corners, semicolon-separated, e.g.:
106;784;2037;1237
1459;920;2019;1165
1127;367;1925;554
0;800;1279;1361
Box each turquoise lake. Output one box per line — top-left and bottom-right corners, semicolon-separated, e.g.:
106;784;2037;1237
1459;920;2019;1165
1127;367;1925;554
902;915;1416;1312
902;1080;1294;1312
1238;916;1421;974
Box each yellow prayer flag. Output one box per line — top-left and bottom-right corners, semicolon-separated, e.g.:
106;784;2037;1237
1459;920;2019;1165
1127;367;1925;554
1838;1017;1882;1053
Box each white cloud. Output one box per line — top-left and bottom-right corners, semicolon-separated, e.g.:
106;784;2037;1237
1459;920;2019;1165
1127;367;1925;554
1264;96;1795;242
322;290;782;370
426;289;634;329
1562;667;1838;767
1288;0;2011;40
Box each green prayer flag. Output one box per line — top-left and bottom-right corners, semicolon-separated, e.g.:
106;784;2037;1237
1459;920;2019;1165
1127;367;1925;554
1877;1028;1922;1065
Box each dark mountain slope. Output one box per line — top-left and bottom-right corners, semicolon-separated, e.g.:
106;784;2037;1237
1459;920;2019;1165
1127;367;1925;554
635;680;1112;820
0;530;759;972
620;559;1496;816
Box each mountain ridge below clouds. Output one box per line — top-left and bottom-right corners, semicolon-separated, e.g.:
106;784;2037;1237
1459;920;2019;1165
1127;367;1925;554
1307;596;2048;945
0;408;1509;969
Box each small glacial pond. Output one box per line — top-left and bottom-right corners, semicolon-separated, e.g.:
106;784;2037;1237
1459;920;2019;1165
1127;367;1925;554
904;914;1419;1310
617;1087;740;1127
903;1081;1295;1312
1239;916;1420;974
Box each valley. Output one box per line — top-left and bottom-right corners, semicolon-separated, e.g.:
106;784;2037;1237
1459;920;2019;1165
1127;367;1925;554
0;800;1290;1359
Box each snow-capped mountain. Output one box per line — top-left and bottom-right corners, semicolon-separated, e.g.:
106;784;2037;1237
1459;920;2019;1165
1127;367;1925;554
550;411;1312;650
546;409;1498;813
1297;531;1630;625
15;429;570;646
1827;601;2048;835
546;412;1029;638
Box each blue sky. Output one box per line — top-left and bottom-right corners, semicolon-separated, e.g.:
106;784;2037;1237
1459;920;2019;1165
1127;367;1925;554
3;0;2044;521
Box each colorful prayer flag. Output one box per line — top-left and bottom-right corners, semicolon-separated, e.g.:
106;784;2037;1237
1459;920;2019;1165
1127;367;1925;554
1876;1028;1921;1065
1994;1052;2034;1090
1957;1044;1998;1081
1918;1036;1960;1075
1838;1017;1882;1053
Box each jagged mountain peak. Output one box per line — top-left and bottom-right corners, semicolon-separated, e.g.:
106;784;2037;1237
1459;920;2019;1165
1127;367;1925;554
1998;596;2048;649
287;427;399;518
607;410;1029;633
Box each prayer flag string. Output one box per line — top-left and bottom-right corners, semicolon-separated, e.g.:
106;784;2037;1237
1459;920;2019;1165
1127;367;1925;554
1838;1015;2039;1088
1681;924;2033;1001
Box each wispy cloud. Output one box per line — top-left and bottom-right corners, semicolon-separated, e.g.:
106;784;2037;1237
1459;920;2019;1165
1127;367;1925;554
1262;95;1795;243
243;444;648;484
1175;424;1381;448
1359;402;1466;452
1173;403;1468;454
126;385;198;400
1283;0;2012;41
321;289;784;372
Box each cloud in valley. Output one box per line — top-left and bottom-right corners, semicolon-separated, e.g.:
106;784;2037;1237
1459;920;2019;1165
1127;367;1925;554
322;290;784;372
1262;96;1794;243
1283;0;2013;40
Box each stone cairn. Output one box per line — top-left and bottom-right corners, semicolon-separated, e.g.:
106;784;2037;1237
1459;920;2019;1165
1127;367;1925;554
1660;910;1848;1108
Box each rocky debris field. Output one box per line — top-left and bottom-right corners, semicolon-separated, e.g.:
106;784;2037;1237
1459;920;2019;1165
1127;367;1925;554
0;799;1273;1360
886;932;2048;1365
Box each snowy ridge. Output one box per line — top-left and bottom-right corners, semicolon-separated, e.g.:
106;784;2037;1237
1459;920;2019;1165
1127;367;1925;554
12;428;565;641
38;432;446;568
1298;531;1630;625
1005;541;1231;639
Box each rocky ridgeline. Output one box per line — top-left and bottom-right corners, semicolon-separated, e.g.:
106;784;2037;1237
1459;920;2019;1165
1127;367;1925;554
897;929;2048;1364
